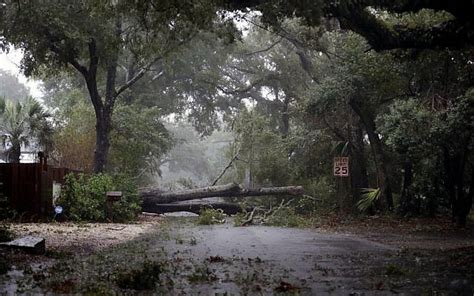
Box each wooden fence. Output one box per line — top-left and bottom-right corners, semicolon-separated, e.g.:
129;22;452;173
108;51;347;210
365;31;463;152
0;161;78;220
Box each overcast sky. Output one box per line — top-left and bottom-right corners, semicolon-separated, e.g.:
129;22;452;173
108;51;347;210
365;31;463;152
0;48;43;98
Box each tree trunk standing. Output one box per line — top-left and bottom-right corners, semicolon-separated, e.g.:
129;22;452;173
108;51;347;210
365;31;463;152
349;100;393;210
349;119;369;205
398;155;414;215
82;60;115;174
94;112;113;173
8;141;21;163
445;144;472;227
280;95;290;137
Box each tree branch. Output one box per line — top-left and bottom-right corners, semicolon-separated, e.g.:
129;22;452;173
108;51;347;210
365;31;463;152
211;145;240;186
241;37;283;56
114;56;163;98
338;7;474;50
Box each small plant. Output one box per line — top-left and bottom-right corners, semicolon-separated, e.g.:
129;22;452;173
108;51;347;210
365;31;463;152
233;212;246;226
356;188;382;212
196;208;225;225
385;264;407;276
188;266;216;283
116;261;163;290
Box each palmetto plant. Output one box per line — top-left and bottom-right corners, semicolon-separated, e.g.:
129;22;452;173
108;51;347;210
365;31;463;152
0;97;52;163
356;188;382;212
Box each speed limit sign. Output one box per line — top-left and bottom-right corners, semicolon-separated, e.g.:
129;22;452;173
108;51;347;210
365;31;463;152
334;157;349;177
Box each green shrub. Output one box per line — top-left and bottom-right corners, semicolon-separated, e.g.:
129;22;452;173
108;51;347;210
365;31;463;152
196;208;225;225
0;223;14;242
59;173;141;222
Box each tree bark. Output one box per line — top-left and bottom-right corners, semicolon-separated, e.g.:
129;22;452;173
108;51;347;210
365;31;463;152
350;100;393;210
94;112;112;173
140;183;305;204
8;141;21;163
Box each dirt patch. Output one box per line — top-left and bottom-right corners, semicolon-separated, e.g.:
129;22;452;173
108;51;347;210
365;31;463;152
7;215;163;254
316;214;474;250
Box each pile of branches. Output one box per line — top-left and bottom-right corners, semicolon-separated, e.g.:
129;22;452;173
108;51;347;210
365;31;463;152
237;199;294;226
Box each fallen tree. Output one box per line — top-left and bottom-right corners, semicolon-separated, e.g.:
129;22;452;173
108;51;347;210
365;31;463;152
139;183;305;204
140;183;305;215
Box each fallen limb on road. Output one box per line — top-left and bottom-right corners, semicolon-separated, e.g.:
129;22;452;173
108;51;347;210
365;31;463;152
139;183;305;204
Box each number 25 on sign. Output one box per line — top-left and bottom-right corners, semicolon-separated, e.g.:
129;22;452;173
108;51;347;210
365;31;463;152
334;157;349;177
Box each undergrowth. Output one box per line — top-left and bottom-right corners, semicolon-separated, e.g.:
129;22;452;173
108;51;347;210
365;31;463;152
0;223;13;242
116;261;163;290
196;208;225;225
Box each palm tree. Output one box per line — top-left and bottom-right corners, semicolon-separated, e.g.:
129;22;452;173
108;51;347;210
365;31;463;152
0;97;52;163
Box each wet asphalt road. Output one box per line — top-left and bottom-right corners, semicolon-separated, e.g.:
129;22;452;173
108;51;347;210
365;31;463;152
160;219;402;295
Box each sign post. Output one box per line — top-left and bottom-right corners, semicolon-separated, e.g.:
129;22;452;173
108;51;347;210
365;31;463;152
334;157;349;177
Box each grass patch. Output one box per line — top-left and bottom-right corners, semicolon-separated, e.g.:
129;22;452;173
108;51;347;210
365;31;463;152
116;261;163;290
385;264;407;276
188;265;217;283
45;249;73;260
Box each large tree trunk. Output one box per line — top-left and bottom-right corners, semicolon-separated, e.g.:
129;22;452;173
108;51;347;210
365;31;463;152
349;118;369;204
350;100;393;210
94;112;112;173
140;183;305;204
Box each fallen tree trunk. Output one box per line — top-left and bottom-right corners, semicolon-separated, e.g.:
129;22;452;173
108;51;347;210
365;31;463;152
141;202;245;215
139;183;305;204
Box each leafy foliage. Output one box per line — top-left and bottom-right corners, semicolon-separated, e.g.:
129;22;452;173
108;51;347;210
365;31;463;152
109;104;173;182
51;99;95;172
59;173;141;222
196;208;225;225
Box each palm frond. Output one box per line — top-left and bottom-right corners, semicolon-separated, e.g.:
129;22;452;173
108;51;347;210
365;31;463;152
356;188;381;212
332;141;349;156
